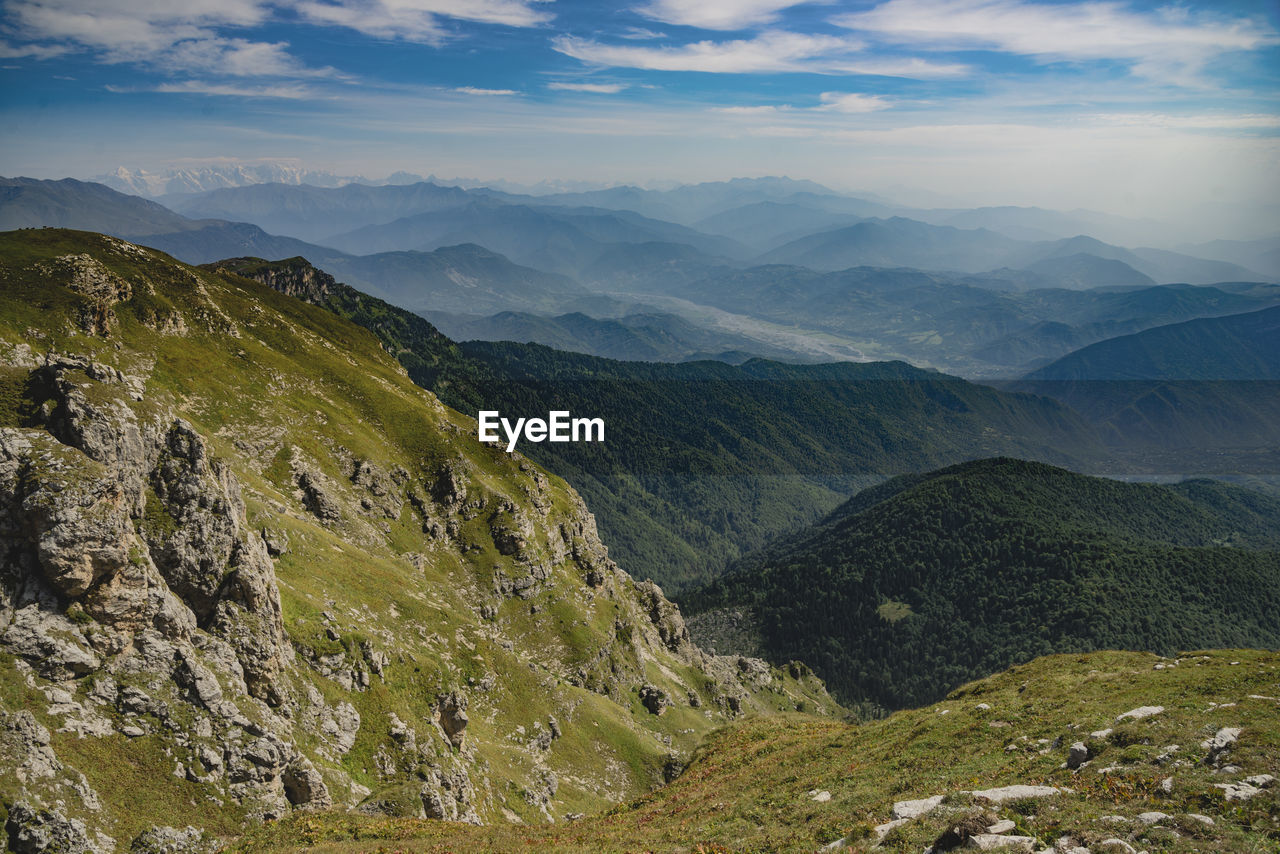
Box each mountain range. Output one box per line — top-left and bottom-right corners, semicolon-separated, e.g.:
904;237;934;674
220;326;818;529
5;176;1278;380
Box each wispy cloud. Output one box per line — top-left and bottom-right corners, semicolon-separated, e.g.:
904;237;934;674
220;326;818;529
138;81;316;99
0;0;338;78
548;81;628;93
2;0;554;71
712;104;786;114
296;0;553;45
635;0;820;31
618;27;667;41
817;91;891;112
0;40;69;59
834;0;1278;84
553;30;964;76
454;86;520;95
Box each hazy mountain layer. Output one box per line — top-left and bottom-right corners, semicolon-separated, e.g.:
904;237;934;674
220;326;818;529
423;309;812;363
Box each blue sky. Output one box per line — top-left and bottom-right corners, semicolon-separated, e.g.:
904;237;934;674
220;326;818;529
1;0;1277;226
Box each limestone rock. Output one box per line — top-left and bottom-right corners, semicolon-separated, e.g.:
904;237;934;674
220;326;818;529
282;756;332;810
1116;705;1163;722
969;785;1059;803
1201;727;1240;765
437;690;469;749
129;826;218;854
640;684;671;716
5;802;99;854
966;834;1035;851
893;794;945;820
1066;741;1089;769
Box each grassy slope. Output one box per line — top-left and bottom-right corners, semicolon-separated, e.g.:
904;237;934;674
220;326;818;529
0;229;835;842
231;649;1280;853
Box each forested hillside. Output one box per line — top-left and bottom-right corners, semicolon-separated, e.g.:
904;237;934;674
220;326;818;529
684;458;1280;710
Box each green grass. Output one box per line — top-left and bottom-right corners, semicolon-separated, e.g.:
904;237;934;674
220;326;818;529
230;649;1280;853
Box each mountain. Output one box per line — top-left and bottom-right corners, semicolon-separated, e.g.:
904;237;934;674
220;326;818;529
320;244;587;315
1179;235;1280;280
683;458;1280;710
1026;305;1280;381
1;176;196;235
0;228;836;848
0;179;590;315
233;647;1280;852
1016;306;1280;464
166;181;479;244
656;263;1280;376
692;201;869;248
423;309;810;363
1020;253;1156;290
324;201;747;275
93;164;377;197
920;205;1173;246
212;256;1106;593
758;217;1022;272
0;176;343;265
1013;235;1267;285
509;176;879;225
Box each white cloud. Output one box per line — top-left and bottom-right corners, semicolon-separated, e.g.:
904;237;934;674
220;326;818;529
817;91;891;112
145;81;315;98
553;31;967;76
834;0;1277;82
1088;112;1280;131
454;86;520;95
548;81;628;93
712;104;785;114
635;0;820;31
619;27;667;40
0;0;339;78
2;0;553;74
296;0;552;43
0;40;68;59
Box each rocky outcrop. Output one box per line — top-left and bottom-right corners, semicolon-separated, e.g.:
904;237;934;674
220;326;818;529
211;257;335;303
6;802;102;854
1;237;840;849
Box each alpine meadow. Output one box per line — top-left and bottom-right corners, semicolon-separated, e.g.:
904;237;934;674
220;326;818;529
1;0;1278;852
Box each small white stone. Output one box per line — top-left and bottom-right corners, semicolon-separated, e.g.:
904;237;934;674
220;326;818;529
965;833;1035;851
810;789;832;803
1136;811;1169;825
873;818;910;841
1116;706;1163;722
987;819;1016;834
1186;813;1215;827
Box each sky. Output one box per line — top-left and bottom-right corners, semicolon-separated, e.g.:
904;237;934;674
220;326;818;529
1;0;1278;231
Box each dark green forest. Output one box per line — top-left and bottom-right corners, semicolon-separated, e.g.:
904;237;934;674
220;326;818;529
683;458;1280;710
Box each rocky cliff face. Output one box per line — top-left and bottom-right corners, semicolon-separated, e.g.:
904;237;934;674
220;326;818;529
0;231;837;852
